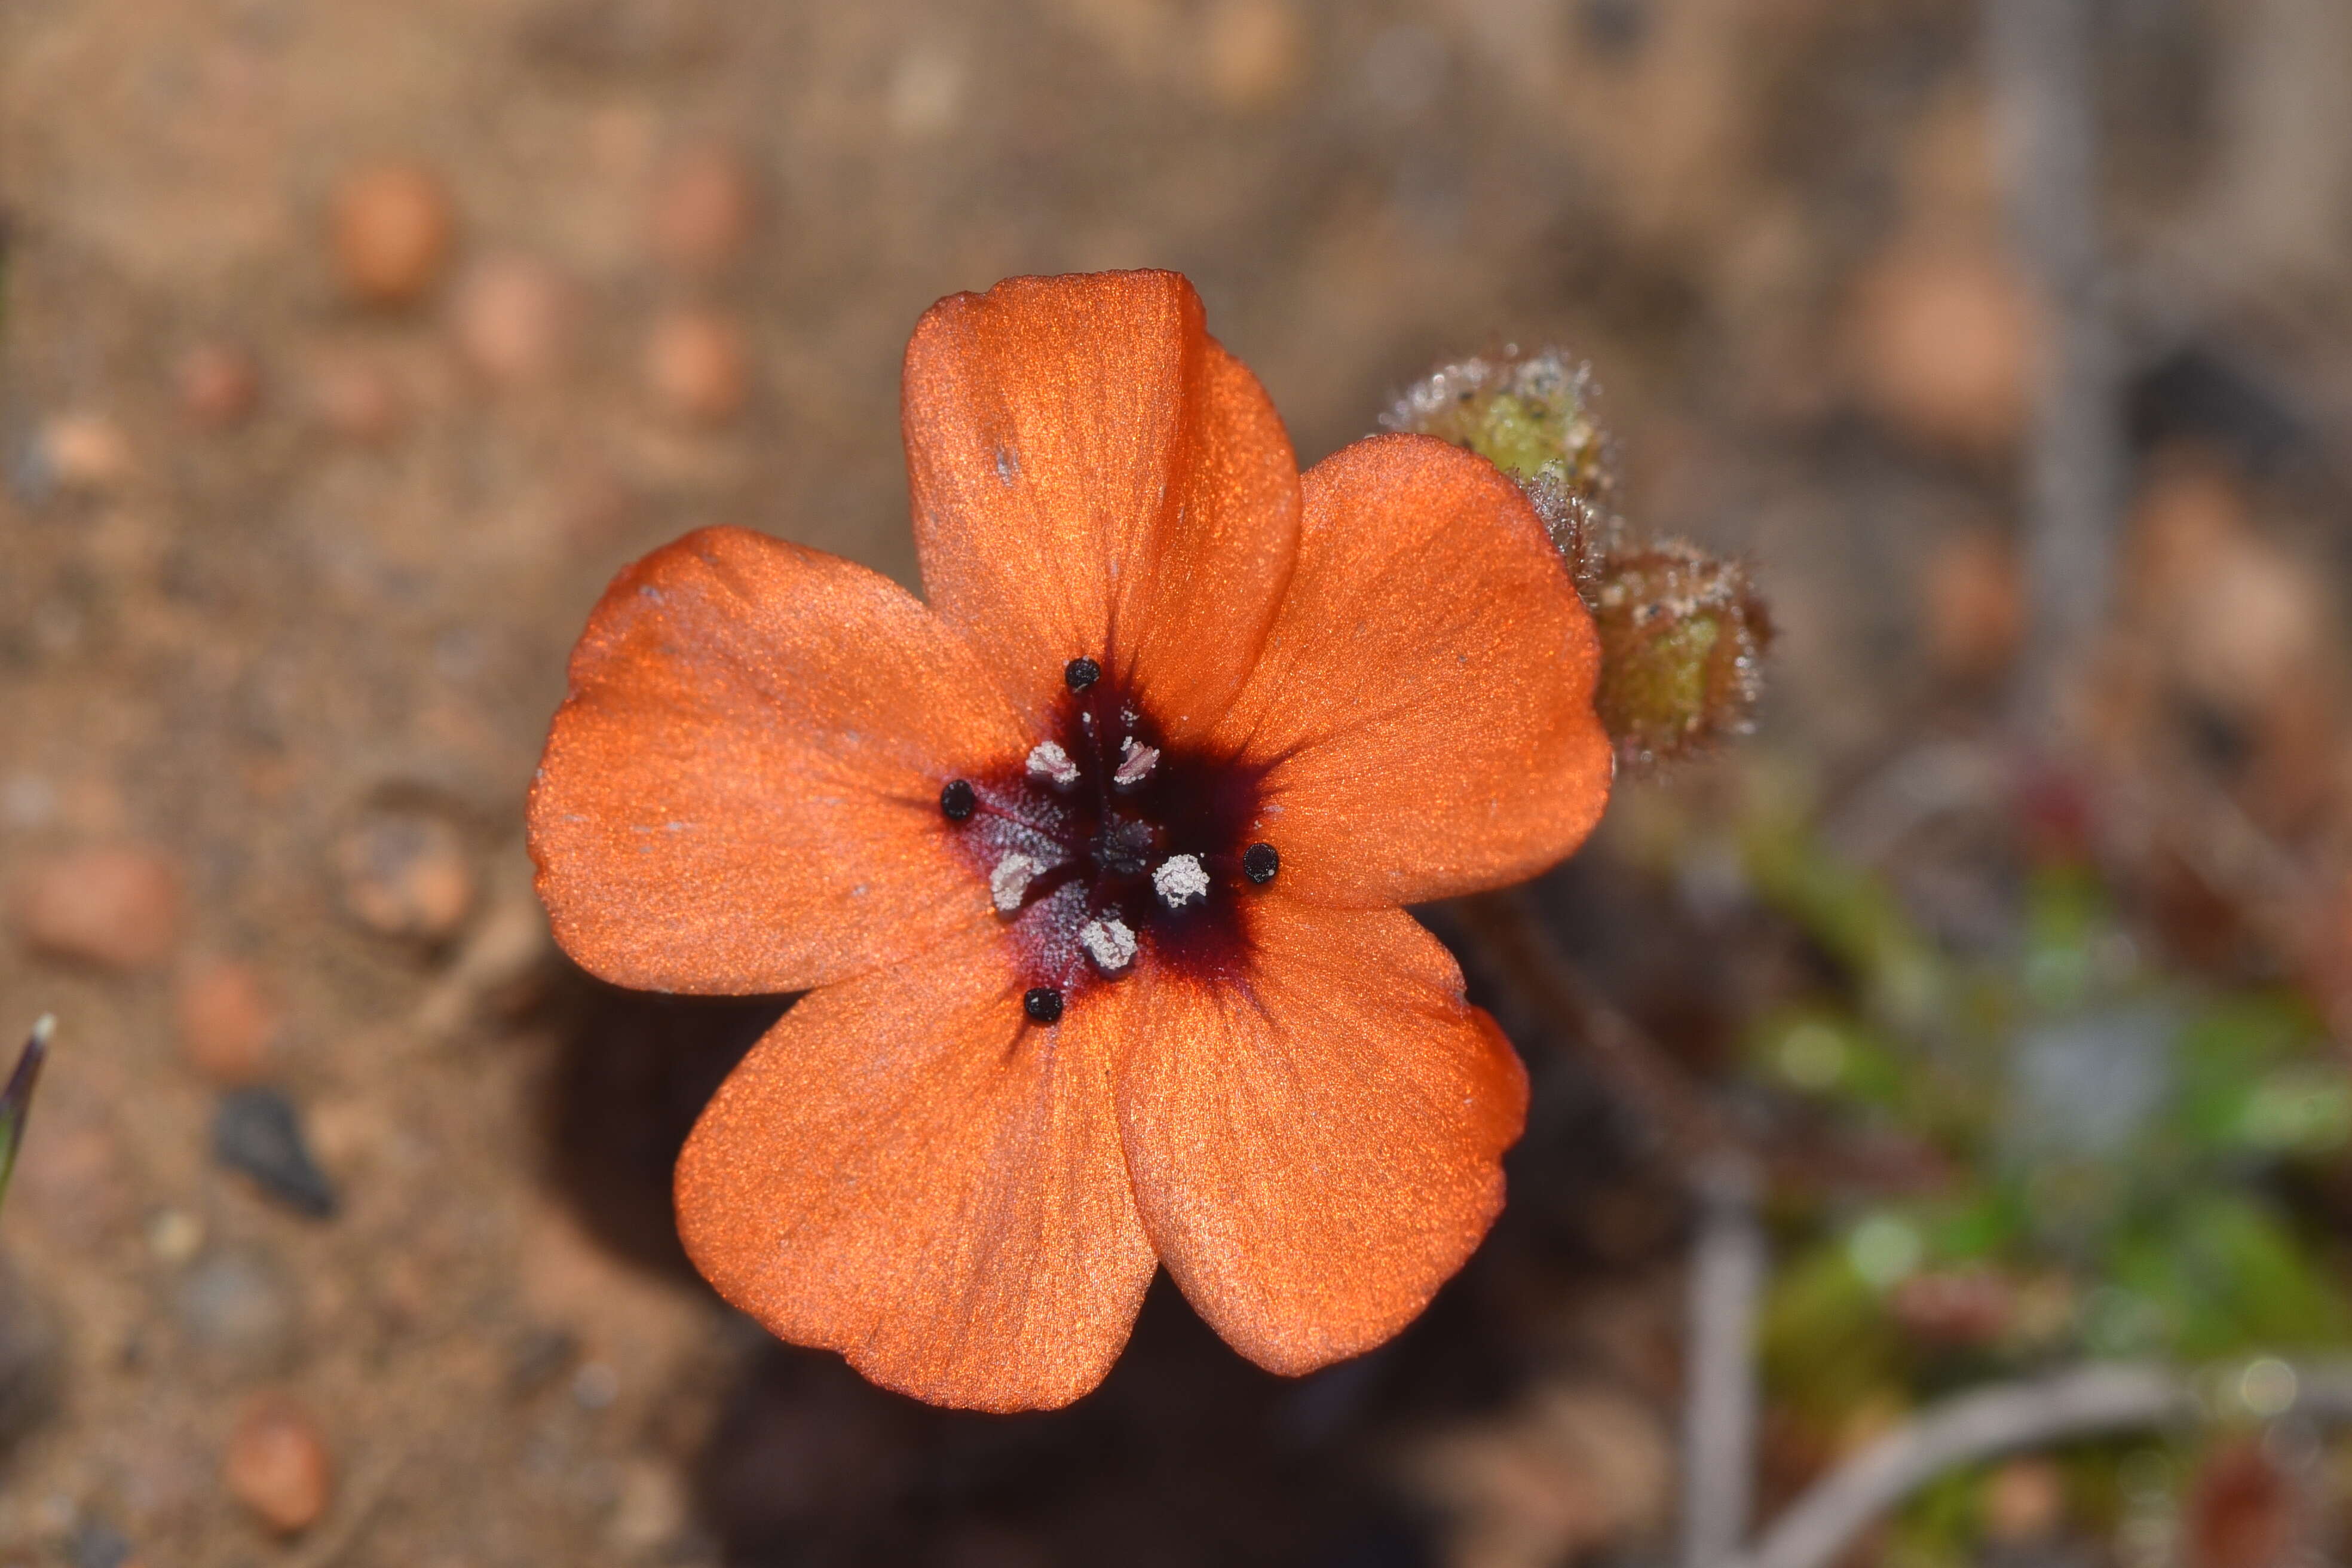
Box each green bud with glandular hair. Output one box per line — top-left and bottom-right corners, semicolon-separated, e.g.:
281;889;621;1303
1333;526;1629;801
1388;347;1771;771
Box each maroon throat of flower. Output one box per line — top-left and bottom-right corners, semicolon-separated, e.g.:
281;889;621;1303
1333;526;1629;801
939;657;1276;1020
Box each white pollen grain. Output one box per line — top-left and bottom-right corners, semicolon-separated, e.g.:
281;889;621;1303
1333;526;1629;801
1079;917;1137;973
1152;853;1209;909
1026;740;1079;788
1113;737;1160;788
990;853;1045;913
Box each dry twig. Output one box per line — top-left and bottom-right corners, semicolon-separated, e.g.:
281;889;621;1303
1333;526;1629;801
1450;890;1763;1568
1451;889;1734;1168
1986;0;2127;740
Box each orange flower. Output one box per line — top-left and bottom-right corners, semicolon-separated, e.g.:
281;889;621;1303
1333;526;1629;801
528;271;1613;1411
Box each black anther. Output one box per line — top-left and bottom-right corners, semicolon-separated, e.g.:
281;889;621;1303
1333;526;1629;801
1242;843;1279;884
1064;657;1101;692
1023;987;1065;1023
939;779;977;821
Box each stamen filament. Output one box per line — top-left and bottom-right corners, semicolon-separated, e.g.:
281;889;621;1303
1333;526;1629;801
969;797;1067;843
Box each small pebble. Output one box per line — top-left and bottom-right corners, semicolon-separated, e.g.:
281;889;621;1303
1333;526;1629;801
308;360;403;443
146;1208;206;1265
15;846;184;970
608;1459;689;1555
647;141;755;274
213;1088;338;1218
887;45;964;139
223;1393;334;1535
453;253;573;385
330;161;454;307
504;1326;580;1401
1202;0;1306;111
36;414;133;492
336;809;476;943
175;959;280;1084
176;1248;295;1371
66;1520;134;1568
174;342;261;428
571;1361;620;1410
2;773;57;829
645;308;748;423
1922;528;2023;681
1845;239;2034;455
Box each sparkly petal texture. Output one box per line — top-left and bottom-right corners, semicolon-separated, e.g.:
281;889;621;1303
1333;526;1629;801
529;269;1613;1411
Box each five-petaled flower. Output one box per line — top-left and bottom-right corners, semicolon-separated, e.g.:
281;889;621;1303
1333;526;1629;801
528;270;1613;1411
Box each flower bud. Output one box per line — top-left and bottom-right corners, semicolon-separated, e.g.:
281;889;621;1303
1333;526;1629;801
1592;541;1772;769
1384;348;1615;593
1389;347;1772;769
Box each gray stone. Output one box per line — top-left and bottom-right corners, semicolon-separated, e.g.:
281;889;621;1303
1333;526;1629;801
175;1247;296;1374
213;1088;338;1218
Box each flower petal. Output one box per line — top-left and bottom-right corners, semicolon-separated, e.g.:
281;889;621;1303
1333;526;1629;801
528;526;1025;994
903;270;1300;739
675;917;1157;1411
1209;434;1613;906
1117;895;1528;1375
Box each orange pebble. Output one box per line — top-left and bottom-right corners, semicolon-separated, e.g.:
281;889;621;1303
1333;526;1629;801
223;1394;333;1535
15;847;184;970
174;960;280;1085
645;308;749;423
648;142;755;274
176;342;261;428
453;254;572;385
1847;240;2036;456
330;162;454;307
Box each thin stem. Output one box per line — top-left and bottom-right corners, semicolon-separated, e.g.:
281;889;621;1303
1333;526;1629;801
1728;1365;2194;1568
971;796;1067;844
1680;1155;1766;1568
1987;0;2126;740
1450;888;1737;1168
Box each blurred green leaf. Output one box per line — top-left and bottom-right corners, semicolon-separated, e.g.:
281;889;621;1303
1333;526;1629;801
1761;1242;1906;1429
2106;1192;2348;1358
1887;1465;1982;1568
1742;814;1946;1030
1922;1190;2025;1263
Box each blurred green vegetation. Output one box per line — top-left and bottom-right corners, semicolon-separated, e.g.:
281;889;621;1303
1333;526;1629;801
1720;792;2352;1560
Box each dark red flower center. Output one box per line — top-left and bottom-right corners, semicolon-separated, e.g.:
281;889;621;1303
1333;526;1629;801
941;660;1274;1009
